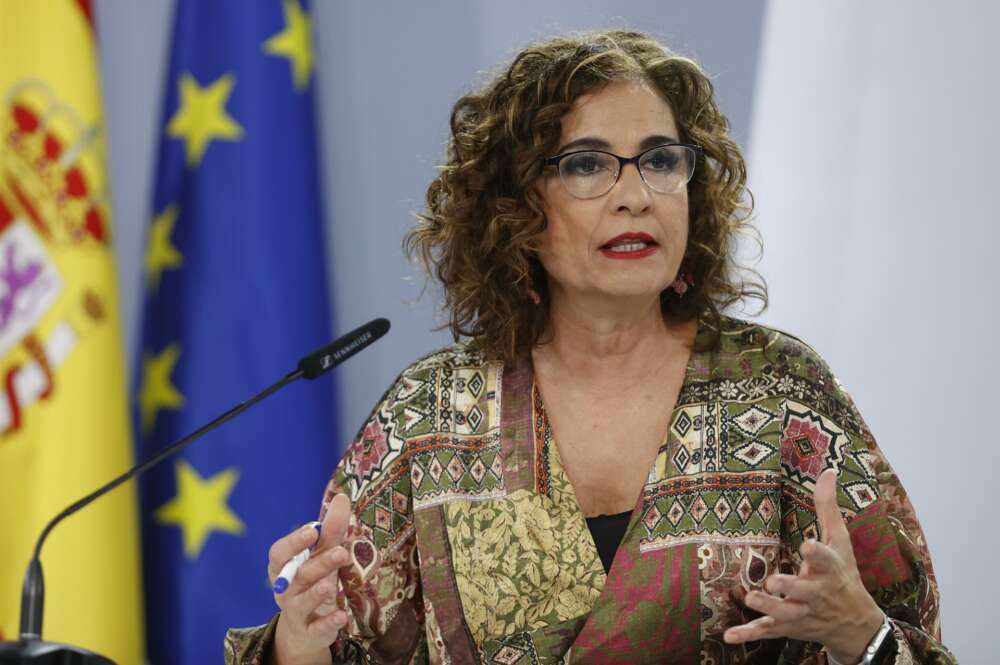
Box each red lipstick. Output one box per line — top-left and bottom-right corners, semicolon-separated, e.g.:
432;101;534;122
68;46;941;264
599;232;658;259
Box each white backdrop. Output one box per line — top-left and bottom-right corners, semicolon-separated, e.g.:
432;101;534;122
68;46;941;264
93;0;987;661
750;3;996;662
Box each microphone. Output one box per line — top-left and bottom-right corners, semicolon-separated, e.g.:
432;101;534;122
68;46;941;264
298;317;390;378
0;318;390;664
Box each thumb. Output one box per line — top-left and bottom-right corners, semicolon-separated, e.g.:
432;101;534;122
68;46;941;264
814;468;850;550
317;492;352;552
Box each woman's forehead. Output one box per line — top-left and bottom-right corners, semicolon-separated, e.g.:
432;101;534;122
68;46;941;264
559;80;679;148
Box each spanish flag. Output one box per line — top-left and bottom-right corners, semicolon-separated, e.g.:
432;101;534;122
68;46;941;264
0;2;144;662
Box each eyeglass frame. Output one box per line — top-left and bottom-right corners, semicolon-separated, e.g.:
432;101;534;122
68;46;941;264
542;143;703;199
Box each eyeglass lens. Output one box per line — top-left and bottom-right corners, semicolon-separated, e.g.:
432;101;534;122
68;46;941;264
559;145;695;199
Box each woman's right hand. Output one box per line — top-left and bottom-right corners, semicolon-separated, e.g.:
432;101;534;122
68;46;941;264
267;493;353;665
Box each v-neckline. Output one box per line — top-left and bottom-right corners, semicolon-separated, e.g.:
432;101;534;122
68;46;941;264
527;316;708;581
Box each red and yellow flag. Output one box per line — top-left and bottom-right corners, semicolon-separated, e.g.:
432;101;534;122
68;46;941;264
0;1;144;662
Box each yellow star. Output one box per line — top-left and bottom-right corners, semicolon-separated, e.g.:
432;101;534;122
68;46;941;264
166;72;244;166
155;460;245;559
145;204;184;292
138;343;184;435
263;0;314;91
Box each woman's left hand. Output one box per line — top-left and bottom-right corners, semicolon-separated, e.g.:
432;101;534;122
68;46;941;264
723;468;885;663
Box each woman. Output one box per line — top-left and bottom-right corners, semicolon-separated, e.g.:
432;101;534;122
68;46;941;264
226;31;954;665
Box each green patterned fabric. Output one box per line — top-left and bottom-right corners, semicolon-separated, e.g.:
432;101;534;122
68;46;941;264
224;317;955;665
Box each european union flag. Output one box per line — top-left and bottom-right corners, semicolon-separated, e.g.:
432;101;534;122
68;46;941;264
135;1;336;661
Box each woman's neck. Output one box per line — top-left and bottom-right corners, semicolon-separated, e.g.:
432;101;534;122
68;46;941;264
533;293;696;381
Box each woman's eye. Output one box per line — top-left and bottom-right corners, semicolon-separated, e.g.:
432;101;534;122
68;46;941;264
564;153;604;176
644;148;679;171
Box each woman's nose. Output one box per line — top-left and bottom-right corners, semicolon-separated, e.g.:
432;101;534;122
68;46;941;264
610;162;652;214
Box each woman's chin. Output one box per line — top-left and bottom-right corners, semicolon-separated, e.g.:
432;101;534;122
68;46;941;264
593;286;669;306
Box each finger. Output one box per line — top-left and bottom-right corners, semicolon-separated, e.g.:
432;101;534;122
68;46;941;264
764;574;822;604
289;546;351;595
814;469;851;549
305;608;348;642
723;614;778;643
288;573;341;622
800;538;839;576
313;600;340;617
268;522;322;582
317;493;352;552
744;590;809;623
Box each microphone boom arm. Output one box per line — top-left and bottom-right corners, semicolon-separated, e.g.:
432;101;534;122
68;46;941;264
11;316;389;655
19;367;304;640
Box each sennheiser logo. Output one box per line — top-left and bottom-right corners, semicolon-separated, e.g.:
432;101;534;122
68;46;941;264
331;331;373;362
320;355;333;369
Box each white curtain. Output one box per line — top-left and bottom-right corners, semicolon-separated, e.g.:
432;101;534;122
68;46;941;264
749;2;995;660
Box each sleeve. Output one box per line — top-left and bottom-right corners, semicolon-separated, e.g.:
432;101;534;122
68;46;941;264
771;336;957;665
223;370;428;665
223;614;278;665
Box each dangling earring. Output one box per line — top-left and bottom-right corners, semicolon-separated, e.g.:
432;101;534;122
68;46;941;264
526;275;541;305
526;259;545;305
670;268;694;297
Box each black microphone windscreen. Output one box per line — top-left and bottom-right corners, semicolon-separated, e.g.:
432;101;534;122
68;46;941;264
298;318;390;379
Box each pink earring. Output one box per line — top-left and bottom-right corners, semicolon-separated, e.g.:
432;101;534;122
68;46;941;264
670;269;694;296
527;288;541;305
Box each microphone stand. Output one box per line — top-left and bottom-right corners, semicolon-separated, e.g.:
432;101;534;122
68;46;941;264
0;318;389;664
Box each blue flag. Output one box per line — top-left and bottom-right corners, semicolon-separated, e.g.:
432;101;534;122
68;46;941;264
135;1;336;660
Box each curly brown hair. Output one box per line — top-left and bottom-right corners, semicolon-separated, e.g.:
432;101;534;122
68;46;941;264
404;29;766;361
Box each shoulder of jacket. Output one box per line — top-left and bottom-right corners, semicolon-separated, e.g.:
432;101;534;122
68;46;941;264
399;341;498;378
714;314;831;367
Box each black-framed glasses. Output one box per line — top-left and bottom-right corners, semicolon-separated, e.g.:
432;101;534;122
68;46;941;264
543;143;702;199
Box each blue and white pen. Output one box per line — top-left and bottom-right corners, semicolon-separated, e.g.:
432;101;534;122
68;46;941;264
273;522;322;594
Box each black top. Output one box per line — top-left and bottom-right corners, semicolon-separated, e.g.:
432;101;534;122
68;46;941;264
585;510;631;574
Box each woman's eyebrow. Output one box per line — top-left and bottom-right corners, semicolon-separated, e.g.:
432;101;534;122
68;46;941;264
639;134;680;150
556;134;680;154
556;136;610;153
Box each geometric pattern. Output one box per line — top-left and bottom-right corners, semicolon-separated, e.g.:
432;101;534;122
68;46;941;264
850;448;879;477
778;399;848;487
532;387;556;497
672;445;691;474
638;472;782;551
410;433;505;509
481;631;541;665
731;440;777;467
731;404;776;436
669;405;707;475
703;404;723;471
673;410;694;438
342;369;434;500
843;480;879;511
358;464;413;549
433;364;499;437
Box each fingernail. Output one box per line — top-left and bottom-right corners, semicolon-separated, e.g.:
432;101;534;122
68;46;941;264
306;523;322;551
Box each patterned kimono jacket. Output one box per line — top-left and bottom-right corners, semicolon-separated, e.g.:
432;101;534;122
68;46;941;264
225;317;956;664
